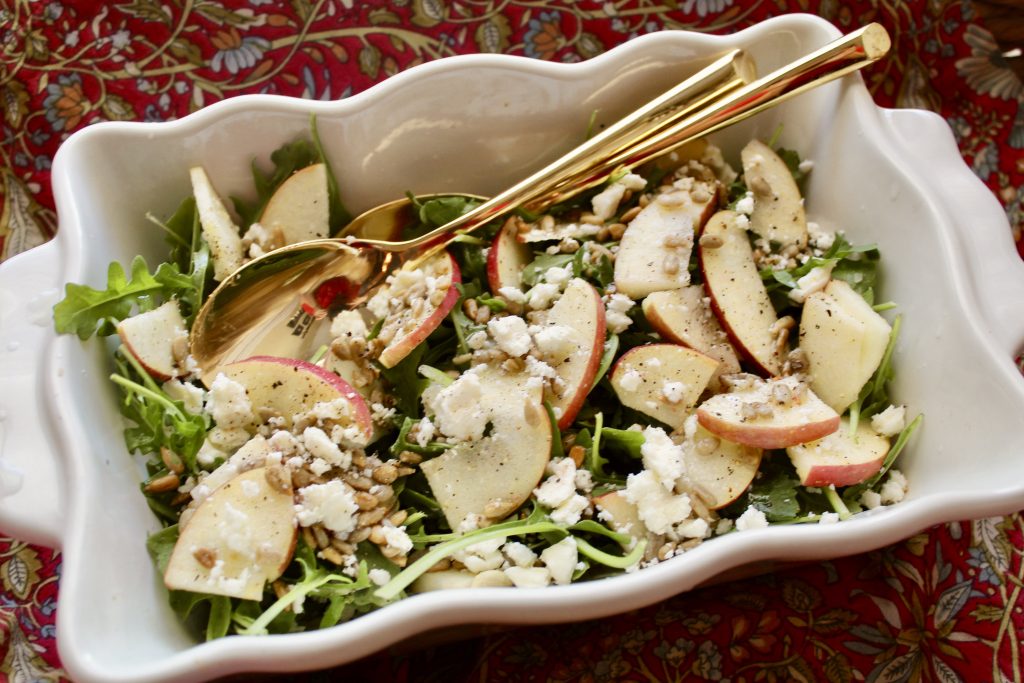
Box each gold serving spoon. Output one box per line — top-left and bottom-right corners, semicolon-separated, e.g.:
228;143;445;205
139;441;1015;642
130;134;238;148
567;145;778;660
190;24;890;382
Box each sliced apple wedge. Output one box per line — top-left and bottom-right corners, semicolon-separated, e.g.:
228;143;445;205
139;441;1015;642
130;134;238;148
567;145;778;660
117;300;189;381
613;180;717;299
610;344;719;430
642;286;741;386
368;251;461;369
190;166;244;281
741;139;807;248
682;424;762;509
164;467;297;600
259;163;330;244
696;375;839;449
592;490;647;542
534;277;606;429
799;279;892;413
787;418;889;487
421;367;551;530
699;210;782;376
218;356;372;442
487;216;532;293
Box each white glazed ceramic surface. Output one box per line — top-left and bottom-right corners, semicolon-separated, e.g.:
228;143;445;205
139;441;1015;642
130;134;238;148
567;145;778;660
1;13;1023;683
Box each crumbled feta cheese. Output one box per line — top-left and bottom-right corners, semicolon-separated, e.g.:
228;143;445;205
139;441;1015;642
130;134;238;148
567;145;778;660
525;355;559;384
330;309;368;339
661;381;687;404
618;368;643;392
498;286;526;304
818;512;839;524
414;417;436;447
808;222;836;251
302;426;350;469
368;568;391;586
871;405;906;437
798;159;815;174
540;537;578;585
267;429;300;455
735;506;769;531
295;480;359;534
734;191;755;215
543;266;572;286
860;490;882;510
196;440;228;467
502;542;537;568
879;469;908;504
550;493;589;526
624;470;692;535
574;468;594;494
591;182;627;222
534;458;578;508
488;315;532;357
378;523;413;556
788;264;834;304
640;426;686;489
308;457;332;476
431;369;486;441
504;566;551;588
466;330;489;350
457;513;485;533
526;283;561;311
715;518;734;535
162;379;205;415
604;293;635;334
455;537;504;573
205;373;254;429
676;518;710;539
532;324;575;359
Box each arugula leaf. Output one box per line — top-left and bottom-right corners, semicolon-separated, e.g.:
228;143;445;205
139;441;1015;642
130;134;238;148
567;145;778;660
54;256;195;339
741;456;801;522
544;402;564;460
309;114;352;233
600;427;645;460
775;147;809;187
378;342;429;417
390;416;451;457
589;334;619;394
522;253;573;286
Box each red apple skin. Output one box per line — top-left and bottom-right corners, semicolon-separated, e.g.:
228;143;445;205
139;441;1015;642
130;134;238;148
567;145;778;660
486;218;532;293
799;459;884;488
695;409;840;450
556;281;607;430
228;355;374;440
378;254;462;369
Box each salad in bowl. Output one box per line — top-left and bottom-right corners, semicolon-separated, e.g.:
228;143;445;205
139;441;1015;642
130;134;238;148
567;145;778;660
53;122;920;640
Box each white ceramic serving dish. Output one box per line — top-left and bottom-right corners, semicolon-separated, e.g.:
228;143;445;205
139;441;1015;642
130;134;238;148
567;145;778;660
1;13;1023;683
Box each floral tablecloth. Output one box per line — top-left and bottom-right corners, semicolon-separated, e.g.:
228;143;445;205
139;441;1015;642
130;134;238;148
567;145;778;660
2;1;1023;681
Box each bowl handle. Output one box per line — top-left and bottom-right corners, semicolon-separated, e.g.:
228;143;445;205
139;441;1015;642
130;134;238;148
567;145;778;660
0;240;66;548
880;108;1024;359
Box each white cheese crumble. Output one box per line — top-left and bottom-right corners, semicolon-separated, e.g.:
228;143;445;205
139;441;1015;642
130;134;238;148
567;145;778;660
618;368;643;392
526;282;561;311
661;381;687;404
302;426;350;469
860;490;882;510
455;537;504;573
640;426;686;489
488;315;532;357
808;222;836;251
430;368;486;441
871;405;906;437
504;566;551;588
734;191;755;215
368;568;391;586
498;286;527;305
735;506;769;531
818;512;839;524
604;293;634;334
676;518;709;539
295;480;359;534
532;324;576;359
162;379;205;415
414;417;436;447
466;330;489;350
502;542;537;568
550;494;589;526
330;309;368;339
205;373;254;429
534;458;578;508
879;469;908;505
623;470;692;535
543;265;572;286
788;263;834;304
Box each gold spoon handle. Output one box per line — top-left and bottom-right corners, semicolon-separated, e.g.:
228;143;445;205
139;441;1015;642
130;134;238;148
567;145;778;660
360;22;890;253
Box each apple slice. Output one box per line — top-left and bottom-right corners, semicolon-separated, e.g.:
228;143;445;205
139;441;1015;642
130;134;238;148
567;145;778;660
535;277;606;429
421;367;552;530
613;180;718;299
787;418;890;487
696;375;840;449
117;300;189;381
642;286;742;386
164;467;297;600
741;139;807;248
682;424;761;509
258;163;330;245
487;217;532;293
609;344;719;430
368;251;461;369
799;279;892;413
218;356;372;442
592;490;647;542
699;210;782;376
190;166;244;281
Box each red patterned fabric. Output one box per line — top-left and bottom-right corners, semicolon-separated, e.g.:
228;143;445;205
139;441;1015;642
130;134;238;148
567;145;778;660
1;1;1022;681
